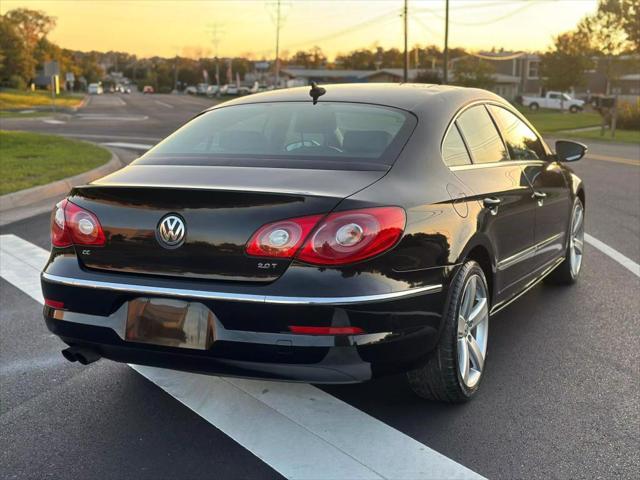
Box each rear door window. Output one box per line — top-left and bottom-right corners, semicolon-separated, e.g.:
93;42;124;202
488;105;546;160
456;105;509;164
442;125;472;166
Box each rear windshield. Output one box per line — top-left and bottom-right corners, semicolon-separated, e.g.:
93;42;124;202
139;102;416;170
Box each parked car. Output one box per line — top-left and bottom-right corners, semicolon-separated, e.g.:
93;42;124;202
142;85;155;94
206;85;220;97
184;86;197;95
41;84;586;402
87;83;103;95
196;83;209;95
225;84;239;95
522;91;585;113
123;87;131;94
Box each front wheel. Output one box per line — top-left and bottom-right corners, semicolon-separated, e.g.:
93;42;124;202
569;105;579;113
545;198;584;285
407;261;490;402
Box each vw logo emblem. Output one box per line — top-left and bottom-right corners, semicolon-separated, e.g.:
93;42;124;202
156;214;186;248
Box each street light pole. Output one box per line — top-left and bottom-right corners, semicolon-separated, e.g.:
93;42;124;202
403;0;408;83
443;0;449;84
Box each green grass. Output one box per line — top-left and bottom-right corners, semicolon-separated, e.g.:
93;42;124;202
515;106;601;133
562;128;640;145
0;89;84;110
0;130;111;195
0;110;51;118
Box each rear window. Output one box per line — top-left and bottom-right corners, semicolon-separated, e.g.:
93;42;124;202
140;102;416;170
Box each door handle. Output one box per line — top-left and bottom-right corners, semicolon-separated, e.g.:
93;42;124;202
532;191;547;206
483;197;501;207
483;197;501;215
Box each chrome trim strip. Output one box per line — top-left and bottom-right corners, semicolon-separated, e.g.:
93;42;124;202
491;256;564;315
497;232;564;271
41;272;443;305
450;160;545;171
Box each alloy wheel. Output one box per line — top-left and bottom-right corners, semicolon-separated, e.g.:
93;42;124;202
457;274;489;389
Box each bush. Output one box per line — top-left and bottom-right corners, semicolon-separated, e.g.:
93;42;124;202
617;100;640;130
7;75;27;90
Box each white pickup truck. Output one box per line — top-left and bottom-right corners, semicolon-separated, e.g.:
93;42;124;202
522;91;585;113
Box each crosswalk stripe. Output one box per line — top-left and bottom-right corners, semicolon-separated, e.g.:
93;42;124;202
0;234;483;480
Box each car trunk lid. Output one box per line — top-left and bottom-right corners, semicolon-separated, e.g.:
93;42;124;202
69;165;385;282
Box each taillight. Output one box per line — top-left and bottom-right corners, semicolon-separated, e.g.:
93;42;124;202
51;199;106;247
246;214;323;258
296;207;405;265
245;207;405;265
51;200;72;247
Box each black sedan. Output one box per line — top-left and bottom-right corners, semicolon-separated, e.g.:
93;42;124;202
41;83;586;402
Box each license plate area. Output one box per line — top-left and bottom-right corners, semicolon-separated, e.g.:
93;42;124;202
125;298;215;350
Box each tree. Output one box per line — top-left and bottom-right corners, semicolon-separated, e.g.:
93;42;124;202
577;0;639;93
2;8;56;81
451;57;495;89
540;30;594;93
594;0;640;53
0;16;30;85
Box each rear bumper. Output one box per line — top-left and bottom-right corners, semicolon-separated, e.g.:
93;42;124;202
45;311;440;383
42;277;447;384
41;248;452;383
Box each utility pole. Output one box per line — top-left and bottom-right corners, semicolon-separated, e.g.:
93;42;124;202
207;23;225;90
275;0;282;87
443;0;449;84
174;55;179;92
403;0;408;82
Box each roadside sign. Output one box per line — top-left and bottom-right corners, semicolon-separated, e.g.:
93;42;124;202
44;61;60;77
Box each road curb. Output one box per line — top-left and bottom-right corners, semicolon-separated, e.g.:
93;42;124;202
0;148;122;214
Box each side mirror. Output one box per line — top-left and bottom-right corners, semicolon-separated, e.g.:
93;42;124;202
555;140;587;162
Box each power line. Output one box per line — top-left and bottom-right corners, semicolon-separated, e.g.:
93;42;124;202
279;8;400;53
415;1;537;27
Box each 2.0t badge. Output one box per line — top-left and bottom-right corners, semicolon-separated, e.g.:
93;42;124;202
156;214;186;248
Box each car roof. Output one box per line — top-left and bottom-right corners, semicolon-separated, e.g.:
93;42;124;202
208;83;508;116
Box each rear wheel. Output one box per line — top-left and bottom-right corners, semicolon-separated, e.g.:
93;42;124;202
529;102;539;111
407;261;489;402
545;198;584;285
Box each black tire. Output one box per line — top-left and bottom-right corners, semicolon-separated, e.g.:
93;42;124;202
407;260;489;403
529;102;539;111
545;197;584;285
569;105;579;113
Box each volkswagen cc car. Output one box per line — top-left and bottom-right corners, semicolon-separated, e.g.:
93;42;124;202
41;84;586;402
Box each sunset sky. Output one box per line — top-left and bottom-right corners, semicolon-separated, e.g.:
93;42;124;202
1;0;598;59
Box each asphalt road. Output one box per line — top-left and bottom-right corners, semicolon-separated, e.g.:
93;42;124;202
1;93;639;479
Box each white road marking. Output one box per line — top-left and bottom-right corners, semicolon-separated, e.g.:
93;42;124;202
155;100;174;109
76;114;148;121
41;119;66;125
0;235;49;304
585;234;640;277
54;133;163;142
0;234;483;480
102;142;154;151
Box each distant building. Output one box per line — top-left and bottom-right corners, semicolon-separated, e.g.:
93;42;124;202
450;52;542;100
279;68;434;86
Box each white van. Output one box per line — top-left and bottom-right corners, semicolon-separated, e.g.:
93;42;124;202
88;83;103;95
